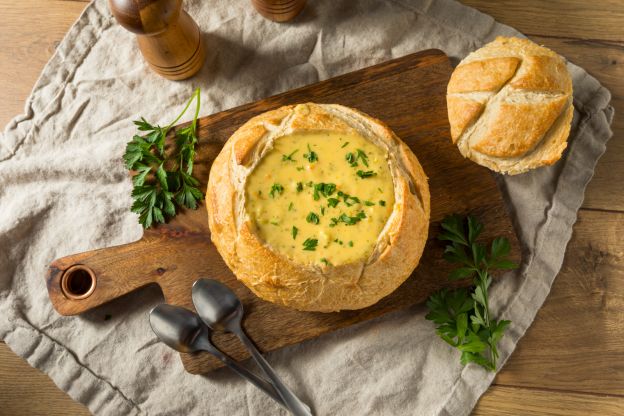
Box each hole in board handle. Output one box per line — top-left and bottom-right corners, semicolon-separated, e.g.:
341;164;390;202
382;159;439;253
61;265;96;300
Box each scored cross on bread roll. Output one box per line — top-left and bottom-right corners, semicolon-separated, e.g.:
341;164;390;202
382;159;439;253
447;36;574;175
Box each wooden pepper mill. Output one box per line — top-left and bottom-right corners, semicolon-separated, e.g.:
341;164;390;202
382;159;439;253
252;0;307;22
108;0;205;80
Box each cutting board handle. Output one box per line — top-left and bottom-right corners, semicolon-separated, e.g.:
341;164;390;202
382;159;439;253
46;239;161;315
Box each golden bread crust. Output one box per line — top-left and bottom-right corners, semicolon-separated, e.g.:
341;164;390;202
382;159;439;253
207;103;430;312
446;36;574;175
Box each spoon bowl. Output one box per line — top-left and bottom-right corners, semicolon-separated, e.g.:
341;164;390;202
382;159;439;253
149;303;288;411
191;278;244;331
149;304;211;353
192;278;313;416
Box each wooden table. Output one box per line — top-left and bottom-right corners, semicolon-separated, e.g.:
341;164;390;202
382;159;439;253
0;1;622;414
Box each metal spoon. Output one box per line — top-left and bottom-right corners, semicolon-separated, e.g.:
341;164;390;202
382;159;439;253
149;304;287;410
192;278;313;416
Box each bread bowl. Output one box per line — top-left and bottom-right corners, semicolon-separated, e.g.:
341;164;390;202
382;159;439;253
207;103;430;312
446;36;574;175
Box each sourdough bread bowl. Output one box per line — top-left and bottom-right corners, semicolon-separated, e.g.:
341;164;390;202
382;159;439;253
446;36;574;175
207;103;430;312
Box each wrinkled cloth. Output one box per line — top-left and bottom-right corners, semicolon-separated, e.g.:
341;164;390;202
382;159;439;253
0;0;613;415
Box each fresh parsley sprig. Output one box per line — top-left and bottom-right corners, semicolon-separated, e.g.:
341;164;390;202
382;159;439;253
425;215;517;371
123;88;204;228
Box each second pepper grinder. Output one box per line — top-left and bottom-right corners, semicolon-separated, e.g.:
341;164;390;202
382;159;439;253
252;0;307;22
108;0;205;80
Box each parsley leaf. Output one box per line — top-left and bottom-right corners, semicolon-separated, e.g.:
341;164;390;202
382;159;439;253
306;212;320;224
124;88;204;228
304;144;318;163
270;183;284;198
292;226;298;240
303;238;318;251
282;149;298;162
425;215;518;371
357;170;377;179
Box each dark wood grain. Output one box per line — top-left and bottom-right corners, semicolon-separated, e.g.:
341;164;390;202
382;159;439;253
44;49;520;374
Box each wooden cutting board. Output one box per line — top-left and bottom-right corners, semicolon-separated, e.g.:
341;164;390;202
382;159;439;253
45;49;519;375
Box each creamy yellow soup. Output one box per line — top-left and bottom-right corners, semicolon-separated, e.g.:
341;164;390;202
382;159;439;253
245;131;395;266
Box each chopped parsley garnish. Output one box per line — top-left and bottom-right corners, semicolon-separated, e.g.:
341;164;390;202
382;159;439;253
269;183;284;198
330;211;366;227
378;187;383;193
313;182;336;200
337;191;360;207
341;141;350;148
356;149;369;167
303;238;318;251
348;241;354;247
320;206;326;215
296;166;304;171
281;149;298;162
296;182;303;192
304;144;318;163
306;212;320;224
320;258;331;266
345;152;357;167
364;200;375;206
379;200;386;206
327;198;339;208
288;202;294;211
357;170;376;179
345;149;369;167
292;226;298;239
270;220;279;226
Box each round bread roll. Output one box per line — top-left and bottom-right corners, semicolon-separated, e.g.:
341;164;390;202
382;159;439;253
207;103;430;312
446;36;574;175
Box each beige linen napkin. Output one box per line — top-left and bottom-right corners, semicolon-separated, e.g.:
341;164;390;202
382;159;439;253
0;0;613;415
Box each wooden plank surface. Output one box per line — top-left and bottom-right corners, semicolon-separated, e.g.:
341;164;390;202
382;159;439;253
45;49;520;374
0;0;622;415
475;386;624;416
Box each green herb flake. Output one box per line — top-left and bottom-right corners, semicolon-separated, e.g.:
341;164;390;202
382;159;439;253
320;258;331;266
306;212;320;224
288;202;294;211
302;238;318;251
345;152;357;167
364;200;375;206
296;166;304;171
379;200;386;206
269;183;284;198
296;182;303;192
327;198;339;208
348;241;354;247
281;149;298;162
341;141;350;148
313;182;336;201
304;144;318;163
291;226;298;240
356;149;369;167
357;170;376;179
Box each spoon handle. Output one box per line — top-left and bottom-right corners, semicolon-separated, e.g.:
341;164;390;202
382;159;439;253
197;338;288;410
234;329;313;416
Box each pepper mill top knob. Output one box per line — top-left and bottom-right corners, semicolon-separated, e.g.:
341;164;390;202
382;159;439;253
108;0;205;80
108;0;180;35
